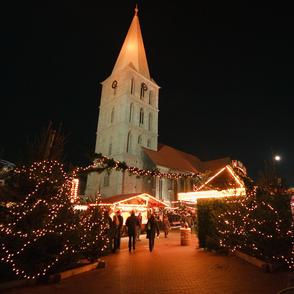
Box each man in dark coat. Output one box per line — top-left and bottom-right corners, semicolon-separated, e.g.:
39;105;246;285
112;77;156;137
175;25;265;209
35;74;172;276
105;210;113;253
116;210;124;249
125;210;139;252
146;214;160;252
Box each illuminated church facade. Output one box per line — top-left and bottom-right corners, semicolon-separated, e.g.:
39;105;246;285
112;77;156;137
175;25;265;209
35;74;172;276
85;7;245;205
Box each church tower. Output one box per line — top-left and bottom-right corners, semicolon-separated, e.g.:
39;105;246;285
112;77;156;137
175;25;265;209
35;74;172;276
86;6;160;197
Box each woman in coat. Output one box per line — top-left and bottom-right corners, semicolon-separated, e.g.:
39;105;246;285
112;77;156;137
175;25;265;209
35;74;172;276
162;215;170;238
146;214;160;252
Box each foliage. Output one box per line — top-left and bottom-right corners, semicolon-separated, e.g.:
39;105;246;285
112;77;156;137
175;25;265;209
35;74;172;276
79;206;111;261
23;122;66;165
0;160;111;281
197;181;294;268
197;198;231;248
0;161;81;279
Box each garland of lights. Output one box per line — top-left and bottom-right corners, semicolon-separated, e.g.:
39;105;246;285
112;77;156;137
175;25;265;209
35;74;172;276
73;153;201;181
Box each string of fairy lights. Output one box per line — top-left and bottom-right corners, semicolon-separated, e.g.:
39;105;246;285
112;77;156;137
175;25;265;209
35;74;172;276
1;157;294;279
216;190;294;270
72;153;201;181
0;160;110;280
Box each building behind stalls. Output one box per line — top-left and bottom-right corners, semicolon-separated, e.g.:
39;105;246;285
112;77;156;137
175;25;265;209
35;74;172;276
85;7;243;205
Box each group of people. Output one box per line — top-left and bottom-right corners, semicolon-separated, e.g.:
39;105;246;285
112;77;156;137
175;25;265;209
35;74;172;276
107;210;171;253
126;210;161;252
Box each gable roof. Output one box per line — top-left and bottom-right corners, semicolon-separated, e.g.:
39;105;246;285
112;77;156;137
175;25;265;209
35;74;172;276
143;144;231;173
101;193;168;207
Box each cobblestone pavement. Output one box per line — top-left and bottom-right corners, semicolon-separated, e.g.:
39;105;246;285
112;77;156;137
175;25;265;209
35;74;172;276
5;230;290;294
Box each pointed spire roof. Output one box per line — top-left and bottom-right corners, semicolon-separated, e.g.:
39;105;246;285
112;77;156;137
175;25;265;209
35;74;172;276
112;5;150;79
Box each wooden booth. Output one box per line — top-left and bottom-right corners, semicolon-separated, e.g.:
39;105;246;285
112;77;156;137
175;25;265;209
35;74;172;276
99;193;169;224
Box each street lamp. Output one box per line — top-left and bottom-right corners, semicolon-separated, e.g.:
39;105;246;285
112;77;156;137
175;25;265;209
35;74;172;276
274;155;281;162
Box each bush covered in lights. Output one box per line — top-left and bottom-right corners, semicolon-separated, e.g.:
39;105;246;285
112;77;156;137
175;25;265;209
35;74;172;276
78;206;111;261
197;187;294;269
0;161;111;281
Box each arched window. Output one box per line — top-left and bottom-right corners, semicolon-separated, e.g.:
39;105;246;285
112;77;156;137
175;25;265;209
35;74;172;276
138;135;142;145
129;103;134;122
108;137;112;155
139;108;144;126
147;139;151;148
130;78;134;94
111;107;115;124
103;173;110;187
148;113;152;131
126;131;132;153
149;91;153;105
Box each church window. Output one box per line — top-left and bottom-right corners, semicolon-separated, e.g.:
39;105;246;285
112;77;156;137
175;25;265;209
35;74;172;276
159;178;163;200
147;139;151;148
139;108;144;126
108;137;112;155
148;113;152;131
126;131;132;153
131;78;134;94
138;135;142;145
103;173;110;187
111;107;115;124
129;103;134;122
149;91;153;105
140;83;148;99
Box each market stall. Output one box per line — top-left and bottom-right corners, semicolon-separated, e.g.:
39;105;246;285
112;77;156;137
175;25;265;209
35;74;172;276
99;193;169;224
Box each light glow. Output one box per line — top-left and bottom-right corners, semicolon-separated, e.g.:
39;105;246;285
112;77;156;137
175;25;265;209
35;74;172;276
178;188;246;203
274;155;281;161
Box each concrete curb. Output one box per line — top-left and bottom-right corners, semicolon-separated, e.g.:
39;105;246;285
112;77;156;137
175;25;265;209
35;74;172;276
233;250;282;272
49;259;106;282
0;279;36;291
0;259;106;291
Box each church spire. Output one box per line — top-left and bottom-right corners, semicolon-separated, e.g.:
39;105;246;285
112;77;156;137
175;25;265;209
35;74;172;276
112;5;150;79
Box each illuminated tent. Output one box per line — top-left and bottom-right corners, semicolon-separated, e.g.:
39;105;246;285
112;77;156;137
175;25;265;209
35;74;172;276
100;193;168;224
178;163;246;203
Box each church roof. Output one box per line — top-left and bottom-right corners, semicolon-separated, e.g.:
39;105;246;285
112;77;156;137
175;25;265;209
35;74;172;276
143;144;231;173
112;5;150;79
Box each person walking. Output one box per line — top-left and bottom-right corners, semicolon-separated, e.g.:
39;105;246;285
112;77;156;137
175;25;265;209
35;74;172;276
125;210;139;252
146;214;160;252
136;212;142;241
116;210;124;249
105;210;113;253
111;214;120;253
162;215;170;238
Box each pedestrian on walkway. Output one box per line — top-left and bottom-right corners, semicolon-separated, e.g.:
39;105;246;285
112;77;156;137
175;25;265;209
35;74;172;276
105;210;113;253
126;210;139;252
111;214;120;253
146;213;160;252
162;215;170;238
136;212;142;241
116;210;124;249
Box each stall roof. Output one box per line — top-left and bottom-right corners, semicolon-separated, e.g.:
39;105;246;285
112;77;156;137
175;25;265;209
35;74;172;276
101;193;169;207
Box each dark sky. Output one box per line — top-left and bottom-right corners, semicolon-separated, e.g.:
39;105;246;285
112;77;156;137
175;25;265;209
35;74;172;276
1;1;294;185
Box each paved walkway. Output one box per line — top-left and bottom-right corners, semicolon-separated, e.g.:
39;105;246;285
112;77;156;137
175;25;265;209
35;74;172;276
5;230;290;294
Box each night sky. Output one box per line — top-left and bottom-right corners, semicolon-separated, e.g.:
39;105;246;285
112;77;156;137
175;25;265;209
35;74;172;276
1;1;294;185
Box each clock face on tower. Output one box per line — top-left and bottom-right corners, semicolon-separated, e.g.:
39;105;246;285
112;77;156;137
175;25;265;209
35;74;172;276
112;80;118;89
141;82;148;91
